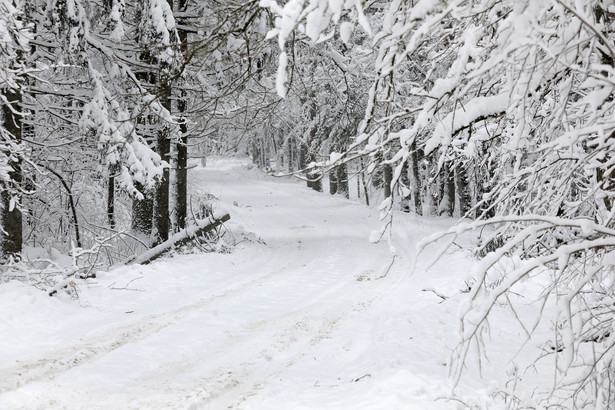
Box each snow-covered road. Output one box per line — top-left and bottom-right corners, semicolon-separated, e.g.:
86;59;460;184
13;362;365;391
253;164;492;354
0;158;489;409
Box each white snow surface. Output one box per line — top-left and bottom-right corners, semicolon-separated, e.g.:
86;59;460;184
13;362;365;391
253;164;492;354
0;158;532;409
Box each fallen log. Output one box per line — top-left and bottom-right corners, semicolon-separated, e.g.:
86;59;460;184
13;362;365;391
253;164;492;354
126;213;231;265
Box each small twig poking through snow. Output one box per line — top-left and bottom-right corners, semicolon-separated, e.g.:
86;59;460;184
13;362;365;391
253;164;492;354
110;287;145;292
375;255;396;280
313;380;340;388
353;373;372;382
109;276;144;292
421;288;448;302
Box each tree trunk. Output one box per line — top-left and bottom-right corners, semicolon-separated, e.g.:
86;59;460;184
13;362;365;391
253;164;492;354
312;177;322;192
436;162;455;217
410;144;423;216
1;87;22;258
337;163;349;198
286;137;294;172
329;168;338;194
107;163;118;229
153;121;171;245
427;163;438;216
455;163;473;218
152;34;172;245
251;139;260;167
307;170;322;192
107;176;115;228
361;174;370;206
260;137;268;169
176;111;188;230
132;182;154;238
134;39;157;241
383;162;393;199
357;169;361;200
400;160;411;213
175;0;188;231
441;164;455;217
299;142;309;169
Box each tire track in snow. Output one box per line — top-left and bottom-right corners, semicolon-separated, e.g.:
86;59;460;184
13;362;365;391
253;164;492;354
0;253;317;394
1;163;406;409
133;248;403;409
0;194;340;399
192;212;423;409
138;169;407;409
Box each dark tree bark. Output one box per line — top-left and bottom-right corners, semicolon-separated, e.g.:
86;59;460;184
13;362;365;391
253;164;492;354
300;142;315;189
410;144;423;216
132;182;154;238
440;164;455;217
312;176;322;192
307;170;322;192
383;162;393;199
251;136;268;169
175;0;188;231
142;0;175;244
427;162;438;216
107;163;119;229
107;176;116;229
153;119;171;245
455;163;473;218
286;137;295;172
361;171;370;206
150;0;179;245
299;142;309;169
400;160;411;213
1;87;23;258
337;163;349;199
176;113;188;230
362;175;370;206
329;168;338;194
251;139;261;167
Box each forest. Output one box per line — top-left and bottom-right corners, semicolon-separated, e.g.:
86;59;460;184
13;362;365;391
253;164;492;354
2;0;615;408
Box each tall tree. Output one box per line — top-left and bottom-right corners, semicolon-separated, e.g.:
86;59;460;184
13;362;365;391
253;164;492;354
0;0;28;259
1;85;23;258
175;0;188;231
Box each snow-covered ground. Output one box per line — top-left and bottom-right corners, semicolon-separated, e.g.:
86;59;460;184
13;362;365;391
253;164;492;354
0;158;532;409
